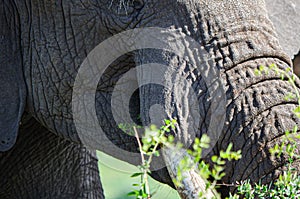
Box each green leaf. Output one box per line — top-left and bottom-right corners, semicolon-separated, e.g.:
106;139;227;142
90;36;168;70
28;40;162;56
165;119;170;125
259;65;265;72
127;191;139;196
293;126;298;134
131;173;143;178
293;106;300;118
211;155;218;163
168;135;174;143
226;143;233;153
284;93;295;101
254;69;262;76
285;67;291;73
269;63;276;69
153;151;160;157
132;184;140;187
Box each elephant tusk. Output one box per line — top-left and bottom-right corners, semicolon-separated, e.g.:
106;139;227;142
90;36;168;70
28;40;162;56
162;147;219;199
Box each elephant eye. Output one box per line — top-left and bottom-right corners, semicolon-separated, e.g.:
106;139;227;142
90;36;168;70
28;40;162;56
132;0;144;10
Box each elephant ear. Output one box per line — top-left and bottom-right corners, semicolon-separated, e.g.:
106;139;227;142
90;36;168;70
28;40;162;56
0;4;26;151
265;0;300;59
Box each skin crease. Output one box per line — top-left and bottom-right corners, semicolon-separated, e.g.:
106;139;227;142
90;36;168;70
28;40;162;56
0;0;300;198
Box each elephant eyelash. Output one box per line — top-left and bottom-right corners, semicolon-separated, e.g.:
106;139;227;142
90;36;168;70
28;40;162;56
109;0;144;15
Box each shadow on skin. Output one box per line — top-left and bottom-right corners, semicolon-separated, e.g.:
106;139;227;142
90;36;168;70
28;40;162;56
293;51;300;76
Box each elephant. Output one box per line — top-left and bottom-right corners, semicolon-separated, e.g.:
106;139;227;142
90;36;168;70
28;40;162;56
1;0;300;198
294;53;300;76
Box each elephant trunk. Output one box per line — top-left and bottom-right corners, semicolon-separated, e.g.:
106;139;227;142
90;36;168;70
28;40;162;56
220;58;300;193
190;0;300;194
134;0;300;197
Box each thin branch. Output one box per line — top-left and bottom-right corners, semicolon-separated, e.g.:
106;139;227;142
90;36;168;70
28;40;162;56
133;126;145;164
133;126;151;199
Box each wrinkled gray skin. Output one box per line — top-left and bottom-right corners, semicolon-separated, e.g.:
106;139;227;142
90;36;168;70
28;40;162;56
1;0;300;198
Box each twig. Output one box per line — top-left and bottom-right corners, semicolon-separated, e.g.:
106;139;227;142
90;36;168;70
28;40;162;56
134;126;145;164
133;126;151;199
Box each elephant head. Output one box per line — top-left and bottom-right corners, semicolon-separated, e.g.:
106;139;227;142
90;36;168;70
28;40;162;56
1;0;300;198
